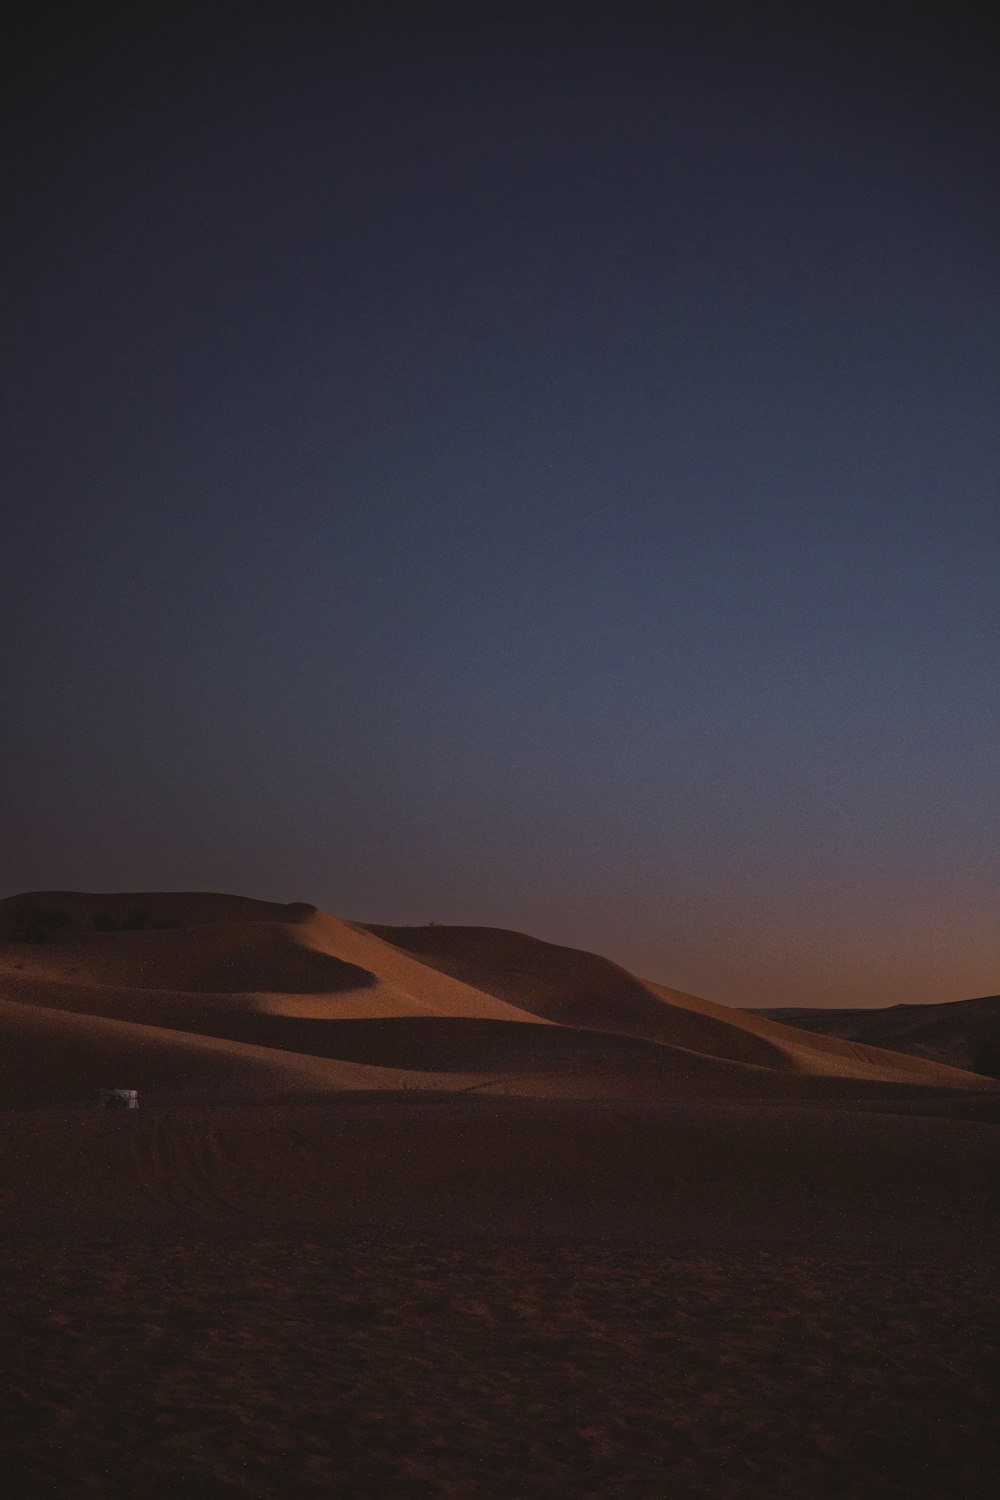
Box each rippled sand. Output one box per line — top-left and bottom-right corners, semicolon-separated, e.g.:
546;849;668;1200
2;1234;996;1499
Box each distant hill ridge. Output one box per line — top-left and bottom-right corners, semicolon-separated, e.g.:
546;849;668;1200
754;995;1000;1080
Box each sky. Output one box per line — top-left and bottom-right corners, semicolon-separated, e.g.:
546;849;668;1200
3;2;998;1009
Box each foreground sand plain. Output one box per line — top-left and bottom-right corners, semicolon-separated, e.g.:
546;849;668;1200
1;892;998;1496
3;1231;997;1500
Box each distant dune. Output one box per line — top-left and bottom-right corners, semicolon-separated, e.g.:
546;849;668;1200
755;994;1000;1079
1;890;994;1110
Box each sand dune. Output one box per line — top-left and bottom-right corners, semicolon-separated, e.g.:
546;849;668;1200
1;891;994;1109
757;993;1000;1079
367;921;993;1089
0;993;405;1106
1;899;542;1018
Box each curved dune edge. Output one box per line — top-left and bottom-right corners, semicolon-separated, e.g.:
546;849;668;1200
1;890;996;1107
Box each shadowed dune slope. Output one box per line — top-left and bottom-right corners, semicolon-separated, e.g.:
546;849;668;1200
0;995;429;1106
1;892;995;1106
757;994;1000;1079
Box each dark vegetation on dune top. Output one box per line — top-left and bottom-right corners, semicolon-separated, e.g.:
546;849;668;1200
7;903;177;941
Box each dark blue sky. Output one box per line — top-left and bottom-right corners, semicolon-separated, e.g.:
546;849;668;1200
4;3;998;1006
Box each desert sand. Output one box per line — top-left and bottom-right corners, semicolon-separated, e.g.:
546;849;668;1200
758;992;1000;1079
1;890;998;1497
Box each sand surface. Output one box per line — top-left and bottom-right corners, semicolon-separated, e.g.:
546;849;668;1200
2;1230;997;1499
2;891;998;1495
758;993;1000;1078
2;1094;997;1498
2;1096;998;1246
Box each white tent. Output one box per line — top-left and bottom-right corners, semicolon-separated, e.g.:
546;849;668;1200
95;1089;139;1110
